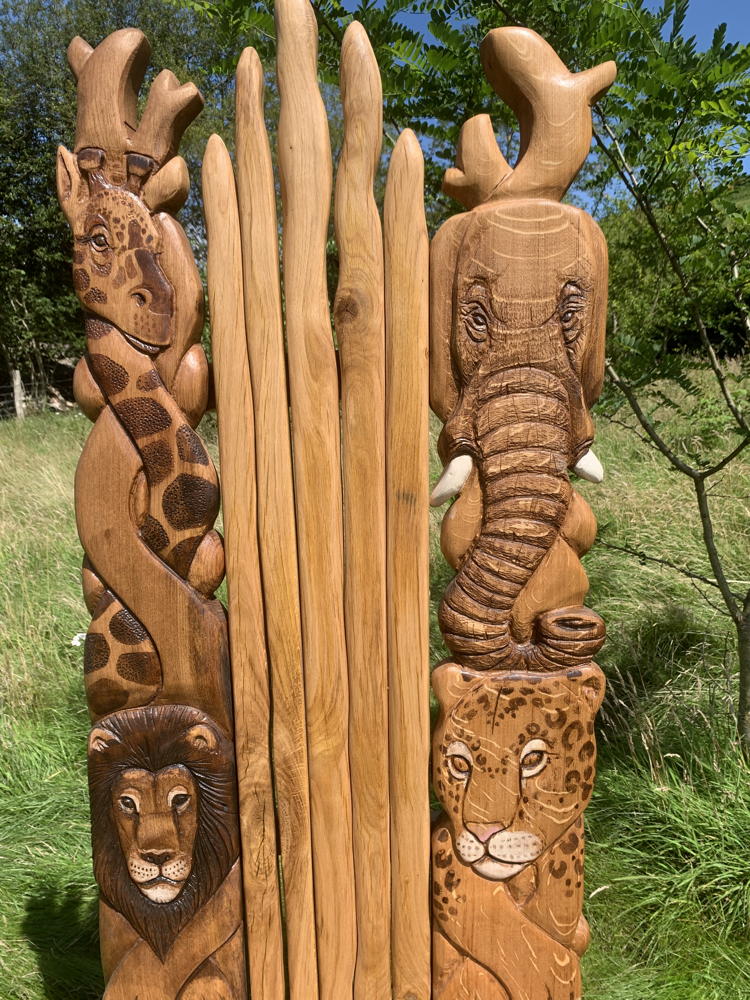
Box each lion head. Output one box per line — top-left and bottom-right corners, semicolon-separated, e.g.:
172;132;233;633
88;703;239;959
432;662;604;881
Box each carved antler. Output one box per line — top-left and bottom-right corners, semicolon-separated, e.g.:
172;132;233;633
444;27;616;208
68;27;203;195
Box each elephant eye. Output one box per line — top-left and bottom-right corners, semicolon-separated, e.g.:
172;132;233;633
119;795;138;815
464;304;490;343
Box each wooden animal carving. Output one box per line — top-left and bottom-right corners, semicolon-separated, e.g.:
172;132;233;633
430;27;615;1000
57;29;245;999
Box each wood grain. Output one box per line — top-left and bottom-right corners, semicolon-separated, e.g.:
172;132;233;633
275;1;356;996
234;46;318;1000
384;128;431;1000
202;132;285;1000
333;22;391;1000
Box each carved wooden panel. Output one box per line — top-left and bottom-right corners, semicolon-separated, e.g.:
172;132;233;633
57;29;246;998
429;27;616;1000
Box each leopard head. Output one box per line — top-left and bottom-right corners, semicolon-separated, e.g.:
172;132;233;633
432;662;604;881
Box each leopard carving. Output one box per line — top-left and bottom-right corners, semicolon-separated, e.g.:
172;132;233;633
431;661;605;1000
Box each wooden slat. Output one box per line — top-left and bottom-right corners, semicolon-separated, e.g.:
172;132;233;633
235;46;319;1000
202;132;285;1000
275;1;357;996
333;21;390;1000
384;128;431;1000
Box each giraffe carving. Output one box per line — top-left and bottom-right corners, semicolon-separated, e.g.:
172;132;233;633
429;27;615;999
57;29;245;998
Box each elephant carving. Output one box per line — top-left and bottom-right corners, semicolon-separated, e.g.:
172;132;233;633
429;25;616;1000
430;27;616;674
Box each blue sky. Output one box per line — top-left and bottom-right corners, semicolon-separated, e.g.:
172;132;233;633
660;0;750;46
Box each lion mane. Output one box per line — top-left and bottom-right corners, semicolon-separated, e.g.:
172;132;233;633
88;703;239;961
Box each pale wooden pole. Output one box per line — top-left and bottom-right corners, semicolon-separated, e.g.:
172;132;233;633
334;21;391;1000
384;128;431;1000
235;46;319;1000
203;132;286;1000
275;1;357;995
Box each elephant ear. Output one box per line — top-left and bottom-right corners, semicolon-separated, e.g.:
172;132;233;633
565;663;606;714
429;212;471;421
573;213;608;409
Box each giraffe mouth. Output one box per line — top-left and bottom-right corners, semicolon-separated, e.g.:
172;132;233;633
123;331;161;356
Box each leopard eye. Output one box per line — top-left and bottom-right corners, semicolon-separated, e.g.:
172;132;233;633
448;755;471;779
520;739;550;778
119;795;138;814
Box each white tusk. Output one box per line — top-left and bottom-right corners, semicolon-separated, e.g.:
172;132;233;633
430;454;474;507
573;449;604;484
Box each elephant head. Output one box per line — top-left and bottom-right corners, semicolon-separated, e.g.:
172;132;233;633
430;29;615;671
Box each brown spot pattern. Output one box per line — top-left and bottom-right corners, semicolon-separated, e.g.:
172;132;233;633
162;474;219;530
84;288;107;305
73;268;90;291
84;632;109;673
87;678;130;716
136;369;161;392
141;514;169;552
85;318;112;340
88;354;129;397
116;652;161;686
168;535;201;577
176;424;209;466
109;609;148;645
141;439;174;486
115;398;171;438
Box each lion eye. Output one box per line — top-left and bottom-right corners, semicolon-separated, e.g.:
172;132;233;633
170;793;191;812
447;755;471;780
119;796;138;814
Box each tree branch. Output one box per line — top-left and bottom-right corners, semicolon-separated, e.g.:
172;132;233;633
693;477;741;623
598;537;724;592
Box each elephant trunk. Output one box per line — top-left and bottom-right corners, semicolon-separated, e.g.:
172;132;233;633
438;366;604;671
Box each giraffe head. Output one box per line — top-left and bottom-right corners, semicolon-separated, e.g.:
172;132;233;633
56;28;203;350
58;148;173;348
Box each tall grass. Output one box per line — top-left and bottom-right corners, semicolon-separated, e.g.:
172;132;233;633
0;402;748;999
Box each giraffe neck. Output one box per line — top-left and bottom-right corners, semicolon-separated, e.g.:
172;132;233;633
85;315;219;579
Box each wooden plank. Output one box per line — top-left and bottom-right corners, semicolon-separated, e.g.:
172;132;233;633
384;128;431;1000
234;45;319;1000
275;1;357;996
202;132;285;1000
333;21;390;1000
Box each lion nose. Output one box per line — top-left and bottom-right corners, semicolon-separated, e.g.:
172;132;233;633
141;850;173;866
466;822;505;843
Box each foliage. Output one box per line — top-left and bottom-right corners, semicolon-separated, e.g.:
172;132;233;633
0;0;237;395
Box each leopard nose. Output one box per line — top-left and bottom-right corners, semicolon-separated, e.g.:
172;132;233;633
466;822;505;843
141;850;173;866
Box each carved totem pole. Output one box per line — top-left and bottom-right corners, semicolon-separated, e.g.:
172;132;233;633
429;28;616;1000
56;30;246;999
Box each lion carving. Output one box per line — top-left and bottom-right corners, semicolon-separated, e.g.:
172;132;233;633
88;704;239;961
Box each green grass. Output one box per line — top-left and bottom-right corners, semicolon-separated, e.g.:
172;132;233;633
0;403;749;998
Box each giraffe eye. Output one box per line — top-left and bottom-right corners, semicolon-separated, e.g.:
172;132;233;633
88;226;110;251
